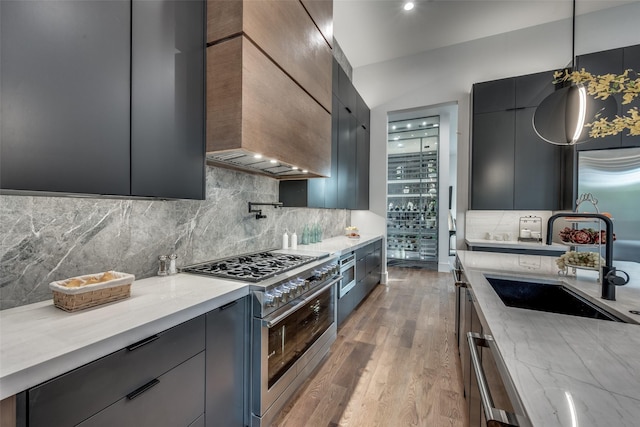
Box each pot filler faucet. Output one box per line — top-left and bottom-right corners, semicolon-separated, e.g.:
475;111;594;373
248;202;283;219
547;212;630;300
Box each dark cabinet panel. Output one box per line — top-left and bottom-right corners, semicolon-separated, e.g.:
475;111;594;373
622;45;640;148
0;0;131;195
131;0;205;199
515;71;556;109
356;126;370;210
28;316;205;427
514;108;561;209
472;79;515;113
576;48;624;151
205;298;247;427
356;91;371;130
471;111;516;210
0;0;205;199
280;69;370;209
78;353;205;427
337;103;357;209
324;95;340;208
337;63;357;114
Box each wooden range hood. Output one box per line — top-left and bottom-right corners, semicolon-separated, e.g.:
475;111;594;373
206;0;333;179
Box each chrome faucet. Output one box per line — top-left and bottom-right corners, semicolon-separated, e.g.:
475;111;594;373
547;212;629;300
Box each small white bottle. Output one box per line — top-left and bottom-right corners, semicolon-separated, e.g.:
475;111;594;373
282;231;289;249
291;231;298;249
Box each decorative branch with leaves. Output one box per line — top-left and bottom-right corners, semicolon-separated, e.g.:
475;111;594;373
553;68;640;137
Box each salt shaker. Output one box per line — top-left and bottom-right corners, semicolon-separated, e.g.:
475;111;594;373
168;253;178;275
282;231;289;249
157;255;168;276
291;231;298;249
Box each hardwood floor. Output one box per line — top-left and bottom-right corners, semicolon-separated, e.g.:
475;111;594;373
272;267;468;427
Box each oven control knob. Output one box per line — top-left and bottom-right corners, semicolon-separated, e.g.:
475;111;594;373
273;289;283;304
292;278;304;292
284;281;297;295
264;292;276;307
278;285;291;300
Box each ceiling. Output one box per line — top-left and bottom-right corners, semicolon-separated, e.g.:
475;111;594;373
333;0;637;69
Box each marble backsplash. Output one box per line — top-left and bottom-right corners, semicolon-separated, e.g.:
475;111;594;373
465;210;555;241
0;166;349;310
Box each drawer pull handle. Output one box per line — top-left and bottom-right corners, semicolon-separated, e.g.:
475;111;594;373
126;334;160;351
467;332;520;426
127;379;160;400
220;300;238;311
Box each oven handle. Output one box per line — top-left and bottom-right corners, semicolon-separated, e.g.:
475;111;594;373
263;276;342;328
467;332;520;427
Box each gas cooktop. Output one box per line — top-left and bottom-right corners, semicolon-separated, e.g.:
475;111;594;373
181;251;317;282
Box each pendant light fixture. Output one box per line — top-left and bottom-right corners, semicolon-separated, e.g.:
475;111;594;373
532;0;617;145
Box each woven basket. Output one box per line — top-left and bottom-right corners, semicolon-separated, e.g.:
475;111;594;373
50;271;135;312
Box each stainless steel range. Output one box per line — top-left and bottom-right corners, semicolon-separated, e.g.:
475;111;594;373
183;249;341;427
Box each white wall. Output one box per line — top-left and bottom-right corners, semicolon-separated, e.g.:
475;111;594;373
350;3;640;271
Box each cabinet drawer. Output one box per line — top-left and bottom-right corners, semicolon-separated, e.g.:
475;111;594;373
78;352;205;427
28;316;205;427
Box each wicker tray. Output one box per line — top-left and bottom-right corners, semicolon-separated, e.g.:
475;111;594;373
49;271;135;312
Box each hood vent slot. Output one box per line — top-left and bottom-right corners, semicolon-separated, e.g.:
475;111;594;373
206;150;312;178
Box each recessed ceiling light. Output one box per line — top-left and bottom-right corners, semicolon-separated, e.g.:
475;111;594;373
422;121;427;126
394;137;399;140
403;2;414;11
392;125;396;130
292;166;299;170
398;143;404;147
270;159;277;164
254;154;262;159
407;124;411;128
434;124;439;127
302;170;308;173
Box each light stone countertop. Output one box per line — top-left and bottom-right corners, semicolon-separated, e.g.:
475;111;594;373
465;238;567;252
287;233;383;256
0;234;383;401
457;250;640;427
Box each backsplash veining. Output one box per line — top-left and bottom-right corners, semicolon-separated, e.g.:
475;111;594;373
0;166;349;309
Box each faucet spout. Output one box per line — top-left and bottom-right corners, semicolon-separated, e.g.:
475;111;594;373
547;212;617;300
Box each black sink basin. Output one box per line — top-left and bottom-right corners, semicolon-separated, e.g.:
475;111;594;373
485;276;624;322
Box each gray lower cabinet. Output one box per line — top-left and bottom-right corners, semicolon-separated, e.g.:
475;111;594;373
27;316;206;427
205;298;247;427
25;297;248;427
78;353;205;427
337;239;382;326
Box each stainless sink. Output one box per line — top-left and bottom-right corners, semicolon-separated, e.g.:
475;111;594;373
485;276;626;322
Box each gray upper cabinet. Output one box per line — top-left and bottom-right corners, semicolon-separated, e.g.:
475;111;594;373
131;0;205;199
472;78;515;113
0;0;205;199
471;111;516;210
1;0;131;195
280;60;370;210
622;44;640;148
514;108;561;209
576;48;624;151
471;70;563;210
575;44;640;150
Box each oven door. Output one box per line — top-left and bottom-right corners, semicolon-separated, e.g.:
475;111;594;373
252;278;338;423
338;253;356;298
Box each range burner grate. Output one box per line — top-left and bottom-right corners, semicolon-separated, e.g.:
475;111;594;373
182;252;315;282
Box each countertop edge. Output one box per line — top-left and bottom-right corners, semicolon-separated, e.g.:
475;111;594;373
0;234;384;400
